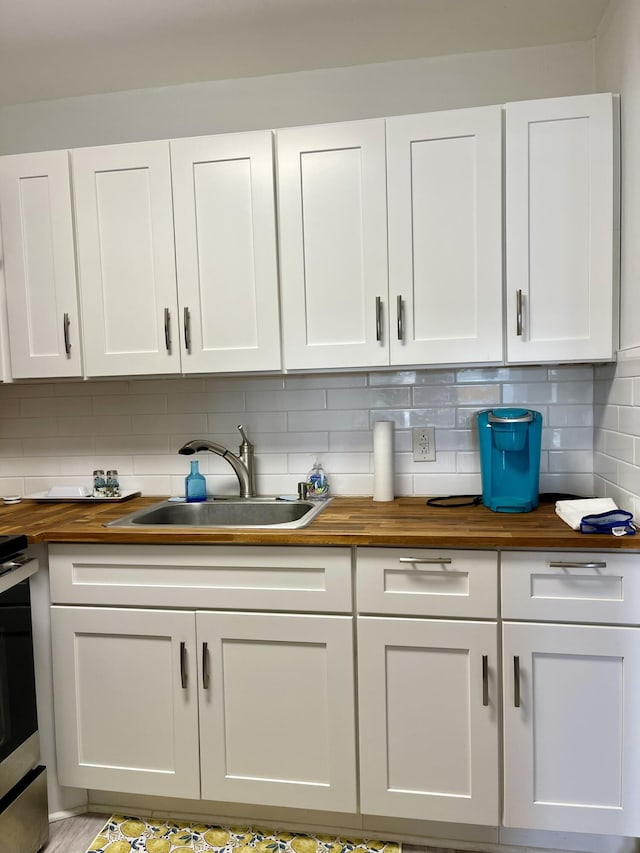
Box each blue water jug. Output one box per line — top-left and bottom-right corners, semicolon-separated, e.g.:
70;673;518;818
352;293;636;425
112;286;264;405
477;408;542;513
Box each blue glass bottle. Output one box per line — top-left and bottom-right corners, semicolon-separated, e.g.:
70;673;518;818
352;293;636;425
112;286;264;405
185;460;207;502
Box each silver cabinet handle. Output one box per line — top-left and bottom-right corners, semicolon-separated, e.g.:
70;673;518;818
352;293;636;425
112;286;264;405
375;296;382;342
183;307;191;352
164;307;171;353
180;641;187;689
202;641;210;690
514;656;520;708
63;313;71;355
397;295;403;341
549;561;607;569
516;289;523;336
482;655;489;707
398;557;452;565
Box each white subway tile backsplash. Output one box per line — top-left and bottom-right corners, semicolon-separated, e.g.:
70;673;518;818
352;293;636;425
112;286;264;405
503;382;592;405
604;431;635;463
328;388;410;409
246;390;326;411
547;405;594;427
208;412;287;433
0;439;23;457
542;427;593;450
59;415;132;435
22;437;95;456
20;397;92;418
380;408;456;429
95;435;171;455
368;369;456;386
457;366;548;383
130;378;206;395
167;392;245;414
0;364;600;499
0;400;20;418
0;418;56;437
329;431;372;452
55;380;130;396
94;394;168;416
132;414;207;435
253;432;329;453
288;410;369;432
285;373;366;389
548;450;593;473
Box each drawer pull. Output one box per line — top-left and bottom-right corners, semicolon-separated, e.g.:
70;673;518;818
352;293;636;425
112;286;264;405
548;561;607;570
513;656;520;708
482;655;489;706
375;296;382;342
397;295;403;341
398;557;453;565
202;641;210;690
180;641;187;689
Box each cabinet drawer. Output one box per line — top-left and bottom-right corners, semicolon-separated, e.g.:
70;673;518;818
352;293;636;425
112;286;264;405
356;548;498;617
49;544;352;612
502;551;640;624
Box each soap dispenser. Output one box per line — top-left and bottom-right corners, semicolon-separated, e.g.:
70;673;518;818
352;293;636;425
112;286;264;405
185;459;207;502
306;459;330;500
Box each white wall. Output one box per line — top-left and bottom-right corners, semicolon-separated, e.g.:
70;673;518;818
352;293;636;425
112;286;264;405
0;41;595;153
593;0;640;514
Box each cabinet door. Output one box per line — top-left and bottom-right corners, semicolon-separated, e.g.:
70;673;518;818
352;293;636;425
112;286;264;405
72;141;180;376
197;611;357;811
387;106;502;365
505;93;617;363
503;622;640;835
358;616;499;825
277;120;388;369
50;606;199;798
171;132;281;373
0;150;82;378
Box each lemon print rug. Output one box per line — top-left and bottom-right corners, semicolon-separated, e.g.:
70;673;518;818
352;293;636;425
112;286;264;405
86;814;402;853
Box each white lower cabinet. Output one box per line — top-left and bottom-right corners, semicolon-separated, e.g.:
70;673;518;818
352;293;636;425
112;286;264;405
50;605;200;798
49;543;640;838
356;548;500;826
502;622;640;837
197;611;356;811
358;616;499;825
501;551;640;837
49;544;357;811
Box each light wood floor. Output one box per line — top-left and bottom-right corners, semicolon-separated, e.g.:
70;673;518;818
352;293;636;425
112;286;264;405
41;813;107;853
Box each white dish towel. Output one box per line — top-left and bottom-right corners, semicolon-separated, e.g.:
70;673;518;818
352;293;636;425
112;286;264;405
555;497;619;530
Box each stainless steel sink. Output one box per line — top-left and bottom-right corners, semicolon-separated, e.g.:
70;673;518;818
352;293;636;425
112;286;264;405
105;497;332;529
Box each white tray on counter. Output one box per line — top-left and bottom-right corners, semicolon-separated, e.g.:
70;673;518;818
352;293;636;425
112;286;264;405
25;489;141;503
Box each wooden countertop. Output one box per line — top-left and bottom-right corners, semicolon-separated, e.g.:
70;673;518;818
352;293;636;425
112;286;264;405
1;495;639;550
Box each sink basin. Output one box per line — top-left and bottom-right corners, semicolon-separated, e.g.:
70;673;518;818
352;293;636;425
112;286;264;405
105;497;332;529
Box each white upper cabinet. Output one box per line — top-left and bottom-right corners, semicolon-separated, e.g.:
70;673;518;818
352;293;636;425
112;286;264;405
72;141;181;377
0;150;82;378
387;106;503;365
170;132;281;373
505;93;618;363
277;120;389;370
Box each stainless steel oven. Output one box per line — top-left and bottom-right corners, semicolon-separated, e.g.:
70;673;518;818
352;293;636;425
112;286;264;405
0;535;48;853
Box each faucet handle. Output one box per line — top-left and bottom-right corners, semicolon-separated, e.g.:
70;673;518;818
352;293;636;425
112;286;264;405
237;424;252;448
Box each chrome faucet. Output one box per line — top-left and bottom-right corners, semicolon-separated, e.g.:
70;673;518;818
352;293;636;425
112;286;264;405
178;425;256;498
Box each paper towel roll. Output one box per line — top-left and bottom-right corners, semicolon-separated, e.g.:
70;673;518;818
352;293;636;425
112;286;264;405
373;420;395;502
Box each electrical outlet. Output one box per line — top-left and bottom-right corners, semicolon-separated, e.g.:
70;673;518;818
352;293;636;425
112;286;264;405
412;426;436;462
